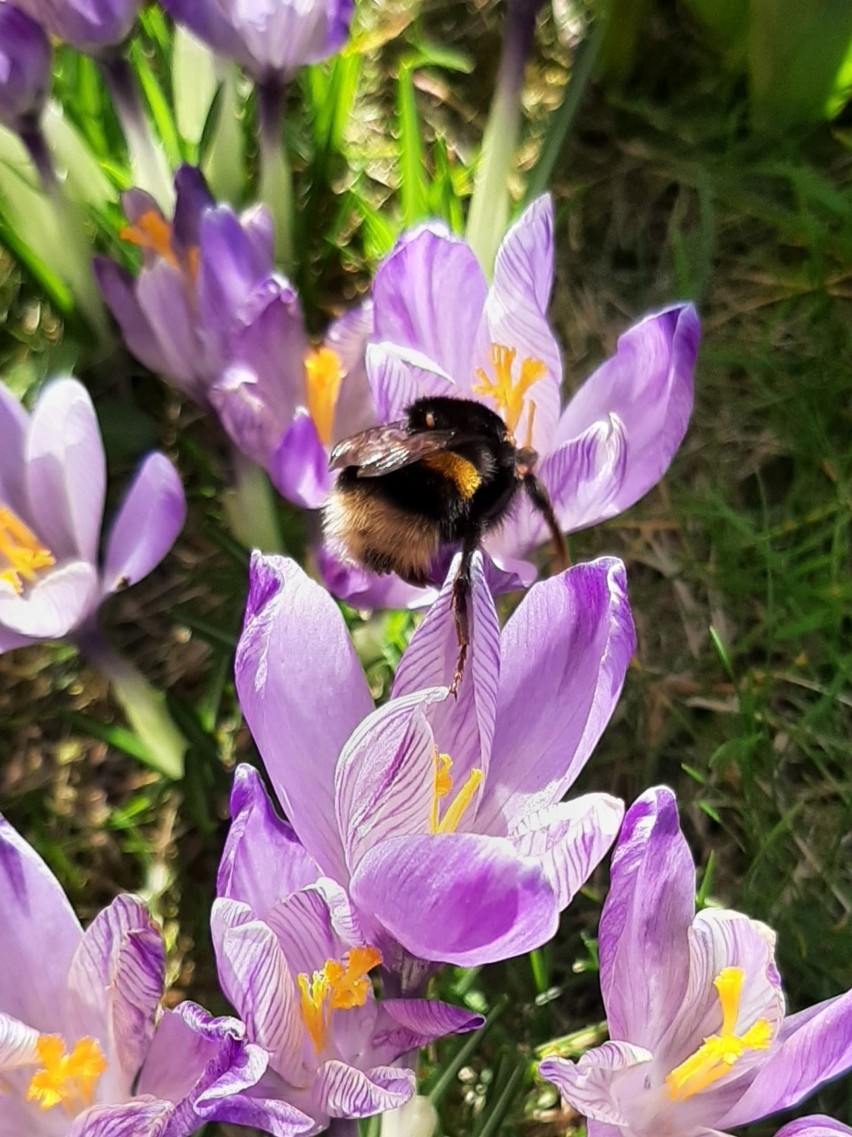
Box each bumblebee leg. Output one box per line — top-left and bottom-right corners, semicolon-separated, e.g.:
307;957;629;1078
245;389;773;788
523;472;569;572
449;535;479;698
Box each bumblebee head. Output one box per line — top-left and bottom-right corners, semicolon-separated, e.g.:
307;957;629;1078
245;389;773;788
406;396;510;442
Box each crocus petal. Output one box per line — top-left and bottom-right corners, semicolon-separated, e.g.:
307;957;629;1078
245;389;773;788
94;257;175;381
25;377;105;562
350;831;557;966
373;224;487;382
0;815;81;1030
66;1098;173;1137
477;559;635;831
508;793;624;909
773;1119;852;1137
67;894;165;1087
235;553;373;880
211;899;303;1076
554;304;699;516
599;787;696;1047
210;365;277;467
0;560;98;639
135;261;205;397
375;998;482;1058
477;195;562;451
328;300;374;439
539;1041;653;1126
318;547;436;611
102;453;185;595
271;411;332;509
197;207;277;340
193;1084;317;1137
720;990;852;1128
0;1011;39;1068
366;342;453;423
0;381;29;516
334;691;443;871
392;551;499;785
217;764;321;916
172;164;215;252
139;1001;269;1116
317;1059;414;1119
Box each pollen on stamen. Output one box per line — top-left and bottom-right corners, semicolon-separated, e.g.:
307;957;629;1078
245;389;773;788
27;1034;107;1114
0;507;55;595
430;750;484;835
472;343;547;435
119;209;180;268
305;346;345;447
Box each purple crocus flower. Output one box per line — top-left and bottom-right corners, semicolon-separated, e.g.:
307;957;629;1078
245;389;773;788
94;166;372;501
160;0;355;86
235;549;634;978
324;194;700;608
0;376;184;653
0;4;51;135
0;813;268;1134
539;787;852;1137
199;764;481;1134
12;0;140;52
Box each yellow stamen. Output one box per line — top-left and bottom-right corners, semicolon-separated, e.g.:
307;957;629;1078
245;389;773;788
665;967;773;1102
472;344;547;435
298;946;382;1053
305;346;345;447
0;507;55;595
430;750;483;835
27;1035;107;1114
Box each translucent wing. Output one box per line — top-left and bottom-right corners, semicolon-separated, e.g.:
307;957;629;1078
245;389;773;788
329;422;456;477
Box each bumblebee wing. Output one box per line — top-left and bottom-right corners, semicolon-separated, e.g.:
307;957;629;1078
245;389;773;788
329;423;456;477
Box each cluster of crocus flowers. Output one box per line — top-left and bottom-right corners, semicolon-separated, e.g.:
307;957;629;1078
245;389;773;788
323;194;700;608
539;787;852;1137
0;812;268;1134
95;165;374;510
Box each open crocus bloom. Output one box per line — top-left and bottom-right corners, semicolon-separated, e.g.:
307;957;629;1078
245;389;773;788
235;550;634;977
539;787;852;1137
94;166;373;500
12;0;140;53
0;376;184;653
324;194;700;608
0;814;267;1136
160;0;354;85
204;765;481;1134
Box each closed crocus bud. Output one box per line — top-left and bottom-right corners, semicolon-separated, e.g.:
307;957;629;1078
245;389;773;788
0;4;50;134
12;0;140;52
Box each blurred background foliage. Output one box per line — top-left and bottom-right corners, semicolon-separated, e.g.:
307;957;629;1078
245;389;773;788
0;0;850;1134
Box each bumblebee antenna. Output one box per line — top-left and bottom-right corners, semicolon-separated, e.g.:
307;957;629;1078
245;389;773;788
522;472;569;573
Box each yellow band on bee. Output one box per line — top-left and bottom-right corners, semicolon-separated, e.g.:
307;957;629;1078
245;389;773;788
422;452;482;499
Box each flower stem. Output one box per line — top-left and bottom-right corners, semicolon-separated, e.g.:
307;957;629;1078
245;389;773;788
257;80;294;268
223;445;283;553
466;0;543;276
76;630;187;780
99;55;174;208
19;122;111;344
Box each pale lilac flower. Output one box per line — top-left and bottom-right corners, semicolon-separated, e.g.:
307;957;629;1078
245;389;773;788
0;376;184;653
160;0;355;86
325;194;699;608
0;4;50;135
539;787;852;1137
94;166;372;502
12;0;140;52
0;813;267;1135
201;765;481;1133
235;550;634;978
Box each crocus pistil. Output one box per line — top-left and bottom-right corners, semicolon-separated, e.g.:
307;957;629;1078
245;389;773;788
120;210;200;282
304;345;345;446
666;966;774;1102
26;1034;108;1115
298;945;383;1053
471;342;546;439
431;751;483;835
0;506;55;593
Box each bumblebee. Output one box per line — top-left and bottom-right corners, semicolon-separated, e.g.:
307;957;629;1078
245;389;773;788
324;396;566;691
